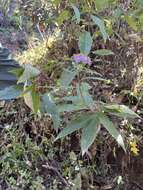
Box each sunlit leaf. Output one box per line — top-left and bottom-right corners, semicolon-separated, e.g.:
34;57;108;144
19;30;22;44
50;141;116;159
56;10;71;25
99;113;126;151
31;87;40;113
104;104;139;118
95;0;109;11
24;91;33;111
124;15;138;31
52;0;61;6
23;85;40;113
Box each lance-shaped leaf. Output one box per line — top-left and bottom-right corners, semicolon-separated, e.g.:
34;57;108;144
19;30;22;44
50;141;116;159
31;87;40;113
0;85;22;100
93;49;114;56
18;64;40;83
81;115;100;155
91;15;108;42
99;113;126;152
60;68;77;89
23;85;40;113
71;4;80;23
78;31;93;55
58;103;86;112
103;104;139;118
55;114;93;140
41;94;60;130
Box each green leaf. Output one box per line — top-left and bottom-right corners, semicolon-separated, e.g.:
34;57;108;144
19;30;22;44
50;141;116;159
0;86;22;100
83;76;110;83
55;114;93;140
9;67;24;78
20;85;33;96
78;31;93;55
18;64;40;84
59;82;94;112
31;87;40;113
76;82;94;106
23;91;34;111
104;104;139;118
23;85;40;113
58;103;86;112
41;94;60;130
113;8;123;19
124;15;138;31
52;0;61;6
99;113;126;152
95;0;109;11
71;4;80;23
93;49;114;56
60;69;77;89
56;10;71;25
81;116;100;155
91;15;108;42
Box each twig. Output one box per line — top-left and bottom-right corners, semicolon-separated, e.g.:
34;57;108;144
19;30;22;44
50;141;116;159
42;163;70;187
37;23;45;41
131;181;143;190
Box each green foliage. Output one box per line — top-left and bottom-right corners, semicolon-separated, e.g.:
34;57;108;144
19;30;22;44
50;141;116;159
93;49;114;56
0;126;46;190
1;1;143;189
6;0;142;156
71;4;80;24
17;64;40;84
81;115;100;155
78;31;93;55
98;112;126;152
41;94;60;130
13;62;138;155
56;10;71;25
23;85;40;113
91;15;108;42
103;104;139;118
0;86;22;100
59;68;77;89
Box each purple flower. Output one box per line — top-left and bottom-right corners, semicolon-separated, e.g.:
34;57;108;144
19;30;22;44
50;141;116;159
72;54;92;65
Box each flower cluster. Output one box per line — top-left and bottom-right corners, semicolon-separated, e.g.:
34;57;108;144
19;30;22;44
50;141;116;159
72;54;92;65
130;140;139;156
